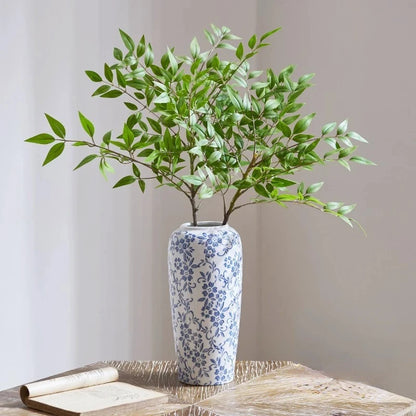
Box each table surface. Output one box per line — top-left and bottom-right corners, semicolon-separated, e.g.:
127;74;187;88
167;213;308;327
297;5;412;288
0;360;415;416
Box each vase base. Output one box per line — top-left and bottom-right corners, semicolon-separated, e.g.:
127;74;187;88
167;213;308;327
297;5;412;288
178;376;234;386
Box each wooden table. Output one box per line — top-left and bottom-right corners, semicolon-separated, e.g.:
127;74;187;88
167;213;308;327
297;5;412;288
0;361;415;415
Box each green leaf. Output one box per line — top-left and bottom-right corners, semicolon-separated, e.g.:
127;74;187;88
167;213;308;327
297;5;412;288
78;111;94;138
277;121;291;138
208;151;221;163
122;123;134;147
116;69;126;87
73;154;98;170
99;159;113;179
132;163;140;177
338;204;356;215
210;24;221;36
326;202;343;210
25;133;55;145
104;63;113;82
199;183;214;199
138;179;146;192
154;92;170;104
189;146;202;157
346;131;368;143
151;64;163;76
254;168;268;181
264;99;279;111
136;35;146;57
293;113;315;135
298;73;315;84
236;42;244;60
324;137;337;149
234;75;248;88
45;114;66;138
321;122;337;136
160;52;170;70
144;44;154;66
226;85;242;110
42;142;65;166
271;178;296;187
338;159;351;170
113;175;136;188
252;81;269;90
350;156;376;165
138;148;153;158
124;102;138;111
287;87;305;103
283;115;300;125
285;102;303;113
92;85;111;96
260;27;281;42
338;214;353;227
233;179;252;189
306;182;324;194
223;30;241;40
248;34;257;49
338;146;356;159
293;134;314;143
337;119;348;135
248;70;263;79
100;89;123;98
102;131;111;145
182;175;203;186
144;148;158;162
147;117;162;134
166;47;178;73
254;184;269;198
305;139;320;153
204;29;215;45
280;64;295;77
134;92;145;101
340;136;355;148
119;29;135;51
190;37;200;58
85;70;102;82
276;194;298;202
113;47;123;60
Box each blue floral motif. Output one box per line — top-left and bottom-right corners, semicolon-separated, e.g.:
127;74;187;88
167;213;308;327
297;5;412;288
168;223;243;385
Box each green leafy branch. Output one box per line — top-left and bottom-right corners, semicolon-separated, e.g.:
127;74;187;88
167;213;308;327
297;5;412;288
26;24;375;226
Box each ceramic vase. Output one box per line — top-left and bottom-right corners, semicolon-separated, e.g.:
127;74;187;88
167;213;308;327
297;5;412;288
168;221;243;385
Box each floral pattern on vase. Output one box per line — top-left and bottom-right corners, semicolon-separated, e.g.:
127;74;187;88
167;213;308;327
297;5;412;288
168;222;243;385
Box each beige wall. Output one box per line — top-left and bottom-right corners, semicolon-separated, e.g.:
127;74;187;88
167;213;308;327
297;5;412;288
1;0;414;400
257;0;416;398
0;0;260;390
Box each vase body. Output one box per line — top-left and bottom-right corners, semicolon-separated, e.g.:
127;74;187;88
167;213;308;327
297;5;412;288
168;221;243;385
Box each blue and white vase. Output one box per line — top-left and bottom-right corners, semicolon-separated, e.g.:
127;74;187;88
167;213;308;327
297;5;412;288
168;221;243;385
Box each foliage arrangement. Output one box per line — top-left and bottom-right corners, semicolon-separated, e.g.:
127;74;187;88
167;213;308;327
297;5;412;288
26;25;374;226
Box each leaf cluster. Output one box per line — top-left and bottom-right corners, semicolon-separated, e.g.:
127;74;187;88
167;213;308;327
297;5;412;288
26;24;375;226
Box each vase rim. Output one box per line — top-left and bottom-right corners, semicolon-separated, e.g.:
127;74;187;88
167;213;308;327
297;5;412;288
180;221;229;229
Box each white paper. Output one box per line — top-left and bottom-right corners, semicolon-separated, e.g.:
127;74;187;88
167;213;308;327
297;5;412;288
22;367;119;399
31;381;167;413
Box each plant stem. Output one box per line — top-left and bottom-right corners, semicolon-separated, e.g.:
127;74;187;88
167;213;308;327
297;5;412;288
190;194;198;226
189;179;198;225
56;137;194;202
222;154;257;224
